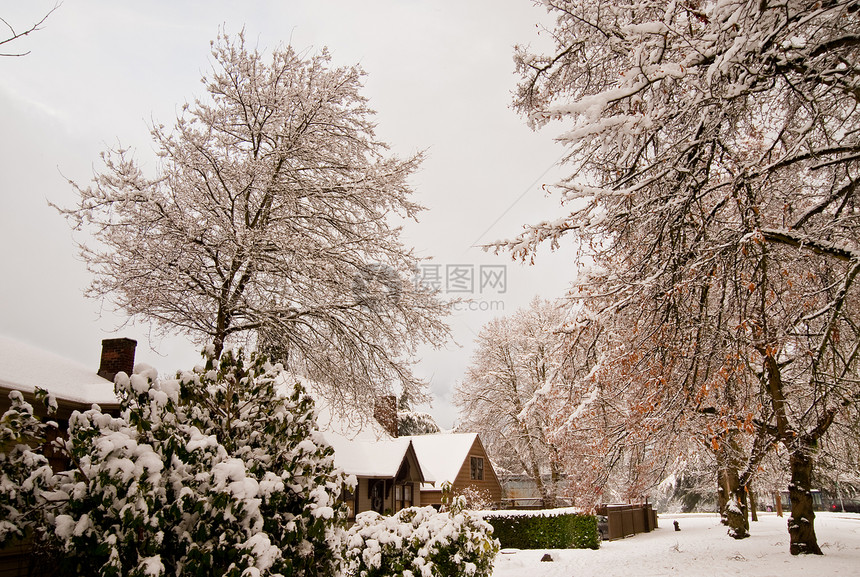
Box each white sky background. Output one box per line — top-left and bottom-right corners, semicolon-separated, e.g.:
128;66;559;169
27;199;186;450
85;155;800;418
0;0;575;428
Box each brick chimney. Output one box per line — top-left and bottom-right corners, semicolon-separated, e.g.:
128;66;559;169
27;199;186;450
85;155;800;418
98;338;137;382
374;395;398;438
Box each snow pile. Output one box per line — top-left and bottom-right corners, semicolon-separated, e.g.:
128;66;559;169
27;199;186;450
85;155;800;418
344;505;499;577
491;513;860;577
0;347;349;577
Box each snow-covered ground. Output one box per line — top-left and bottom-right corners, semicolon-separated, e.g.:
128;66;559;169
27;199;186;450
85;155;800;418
491;512;860;577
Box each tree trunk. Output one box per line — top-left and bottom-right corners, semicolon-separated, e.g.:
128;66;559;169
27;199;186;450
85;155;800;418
787;443;823;555
717;466;750;538
749;484;758;522
716;445;729;525
530;460;550;507
716;437;749;538
727;483;750;539
717;477;729;525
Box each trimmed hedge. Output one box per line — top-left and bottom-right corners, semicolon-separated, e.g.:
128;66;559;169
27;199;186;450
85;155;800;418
483;510;599;550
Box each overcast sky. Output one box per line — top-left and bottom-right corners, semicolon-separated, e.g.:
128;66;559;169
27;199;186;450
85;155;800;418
0;0;575;428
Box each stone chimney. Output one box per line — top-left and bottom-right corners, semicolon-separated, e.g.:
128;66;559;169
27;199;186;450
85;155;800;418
374;395;398;438
98;338;137;382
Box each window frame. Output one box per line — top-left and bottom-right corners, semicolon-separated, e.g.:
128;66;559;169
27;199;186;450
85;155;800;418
395;483;413;510
470;456;484;481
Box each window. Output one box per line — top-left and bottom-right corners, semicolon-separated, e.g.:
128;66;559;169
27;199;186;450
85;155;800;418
395;483;413;510
342;483;357;519
470;456;484;480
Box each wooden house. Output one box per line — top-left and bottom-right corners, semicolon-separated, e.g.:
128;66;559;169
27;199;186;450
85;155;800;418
0;336;134;577
310;393;429;518
0;336;129;420
323;434;426;517
404;432;502;508
314;398;502;515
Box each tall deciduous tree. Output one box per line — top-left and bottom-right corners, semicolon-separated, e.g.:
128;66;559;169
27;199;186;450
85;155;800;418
455;298;565;506
502;0;860;555
57;32;449;414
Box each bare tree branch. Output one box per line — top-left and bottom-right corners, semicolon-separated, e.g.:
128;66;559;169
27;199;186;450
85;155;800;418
0;3;60;57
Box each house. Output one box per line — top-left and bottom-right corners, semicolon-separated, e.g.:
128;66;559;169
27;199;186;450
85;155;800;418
0;335;496;522
404;432;502;508
313;397;503;515
0;335;132;421
323;433;426;517
494;470;571;509
310;393;430;518
0;336;135;577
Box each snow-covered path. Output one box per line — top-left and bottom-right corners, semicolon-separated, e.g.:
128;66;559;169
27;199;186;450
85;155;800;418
491;512;860;577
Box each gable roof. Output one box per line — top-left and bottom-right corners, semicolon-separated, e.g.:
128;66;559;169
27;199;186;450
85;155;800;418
273;372;425;480
322;433;427;482
0;335;118;406
402;432;484;490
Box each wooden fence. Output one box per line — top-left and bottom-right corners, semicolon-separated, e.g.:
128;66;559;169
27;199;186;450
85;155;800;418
595;503;657;540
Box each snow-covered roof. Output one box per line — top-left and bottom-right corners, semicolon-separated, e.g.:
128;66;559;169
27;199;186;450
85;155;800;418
315;395;423;479
323;432;424;479
275;371;422;478
0;334;118;406
403;432;481;490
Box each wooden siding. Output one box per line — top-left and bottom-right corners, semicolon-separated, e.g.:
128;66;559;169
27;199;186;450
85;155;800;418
420;488;442;507
452;436;503;504
353;477;420;516
351;444;424;516
0;549;27;577
420;436;502;506
0;537;42;577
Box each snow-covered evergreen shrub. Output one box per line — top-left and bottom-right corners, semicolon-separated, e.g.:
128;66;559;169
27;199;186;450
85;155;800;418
0;389;56;544
397;410;440;436
344;504;499;577
0;347;350;577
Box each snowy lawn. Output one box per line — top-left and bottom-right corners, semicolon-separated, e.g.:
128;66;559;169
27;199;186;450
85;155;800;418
491;512;860;577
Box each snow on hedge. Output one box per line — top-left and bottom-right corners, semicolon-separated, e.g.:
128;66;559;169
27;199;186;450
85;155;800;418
344;504;499;577
478;507;587;518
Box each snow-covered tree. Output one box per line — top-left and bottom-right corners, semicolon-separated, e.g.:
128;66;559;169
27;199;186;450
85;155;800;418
815;409;860;506
501;0;860;555
455;298;566;506
0;347;350;577
56;31;449;416
546;314;704;509
397;410;441;436
397;391;441;436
